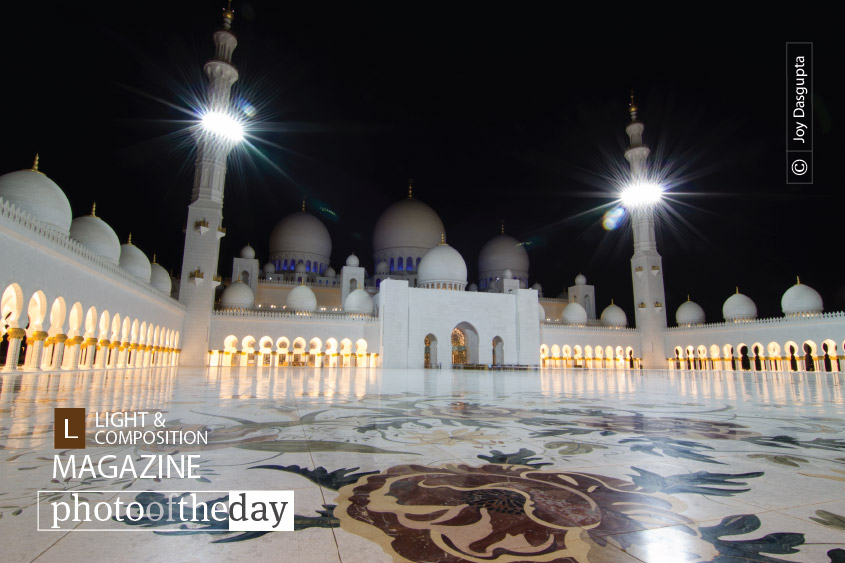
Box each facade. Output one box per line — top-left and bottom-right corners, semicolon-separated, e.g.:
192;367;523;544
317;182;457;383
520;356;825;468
2;13;844;376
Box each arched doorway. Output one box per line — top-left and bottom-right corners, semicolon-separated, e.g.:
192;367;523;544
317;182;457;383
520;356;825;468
492;336;504;366
451;322;479;366
424;334;437;368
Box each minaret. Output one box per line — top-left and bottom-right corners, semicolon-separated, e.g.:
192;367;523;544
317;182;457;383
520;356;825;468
179;4;240;366
625;95;667;369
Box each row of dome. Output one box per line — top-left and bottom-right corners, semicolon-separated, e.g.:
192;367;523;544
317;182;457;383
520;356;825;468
0;163;171;294
676;281;823;325
267;193;529;281
221;279;375;315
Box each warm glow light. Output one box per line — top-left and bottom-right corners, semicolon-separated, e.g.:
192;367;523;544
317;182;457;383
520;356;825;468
620;182;663;208
201;111;244;142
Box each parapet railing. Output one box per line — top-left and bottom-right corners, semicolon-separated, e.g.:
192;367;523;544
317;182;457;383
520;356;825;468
213;308;377;322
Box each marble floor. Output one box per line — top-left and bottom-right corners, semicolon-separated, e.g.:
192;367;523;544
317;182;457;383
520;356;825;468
1;367;844;562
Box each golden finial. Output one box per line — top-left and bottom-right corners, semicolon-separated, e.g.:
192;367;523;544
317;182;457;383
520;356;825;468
440;233;446;245
222;0;235;27
301;199;306;212
128;233;133;245
31;153;40;172
408;178;414;199
90;202;97;217
152;253;157;264
736;286;739;294
500;219;505;234
796;275;801;284
629;90;637;113
687;294;690;301
611;298;614;305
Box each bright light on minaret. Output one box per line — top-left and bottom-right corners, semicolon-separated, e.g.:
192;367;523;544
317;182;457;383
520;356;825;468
201;111;244;143
619;181;663;208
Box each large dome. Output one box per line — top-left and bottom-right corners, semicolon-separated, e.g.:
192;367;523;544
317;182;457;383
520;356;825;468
286;284;317;312
418;242;467;289
781;279;823;316
269;210;331;263
119;238;152;282
373;198;444;256
601;302;628;327
723;290;757;322
150;261;172;294
221;280;254;308
0;166;72;234
676;299;705;326
69;208;120;262
478;233;529;276
562;302;588;325
344;289;374;314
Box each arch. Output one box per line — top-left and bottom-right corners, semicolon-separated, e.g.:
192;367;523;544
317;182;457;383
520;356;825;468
48;296;67;334
785;340;799;371
425;334;438;368
276;336;290;351
241;335;256;352
750;342;764;371
397;257;404;271
355;339;368;355
550;344;560;358
26;290;48;331
492;336;504;366
98;311;111;340
1;283;24;328
223;335;239;352
110;313;121;341
802;340;817;371
258;336;274;351
340;338;352;355
451;322;479;365
67;302;84;337
309;337;322;353
325;338;338;354
389;257;395;272
821;339;838;372
349;278;358;292
406;256;413;272
292;337;306;351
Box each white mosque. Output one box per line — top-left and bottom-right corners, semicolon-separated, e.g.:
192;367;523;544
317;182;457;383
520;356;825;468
1;9;843;376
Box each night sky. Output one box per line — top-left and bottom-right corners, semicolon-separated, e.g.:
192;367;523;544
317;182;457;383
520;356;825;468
3;4;838;322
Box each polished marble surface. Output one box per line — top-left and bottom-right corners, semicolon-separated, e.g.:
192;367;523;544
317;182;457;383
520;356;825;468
1;367;844;562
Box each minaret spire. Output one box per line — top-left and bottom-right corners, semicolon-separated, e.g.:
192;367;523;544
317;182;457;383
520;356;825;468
179;3;241;366
625;97;667;369
408;178;414;199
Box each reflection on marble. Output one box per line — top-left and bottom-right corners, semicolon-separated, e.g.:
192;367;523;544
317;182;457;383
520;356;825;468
1;367;844;562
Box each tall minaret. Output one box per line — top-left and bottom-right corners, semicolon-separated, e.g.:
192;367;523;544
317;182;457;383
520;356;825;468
625;95;668;369
179;4;240;366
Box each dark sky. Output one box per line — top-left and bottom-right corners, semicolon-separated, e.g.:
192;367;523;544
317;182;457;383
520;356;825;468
2;4;839;322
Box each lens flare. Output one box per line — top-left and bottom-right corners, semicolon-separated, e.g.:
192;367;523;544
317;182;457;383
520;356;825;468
619;182;663;208
602;207;625;230
201;111;244;142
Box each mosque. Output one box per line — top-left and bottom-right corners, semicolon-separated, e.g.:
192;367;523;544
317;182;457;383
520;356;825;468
1;9;843;376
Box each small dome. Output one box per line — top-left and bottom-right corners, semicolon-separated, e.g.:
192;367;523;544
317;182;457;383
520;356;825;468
723;290;757;322
418;242;468;289
240;244;256;259
782;279;823;316
373;198;445;256
69;210;120;262
562;302;588;325
221;280;254;308
294;261;306;274
150;262;172;294
119;238;152;282
324;266;336;278
539;304;546;322
263;262;276;274
344;288;374;314
269;210;332;262
532;282;542;291
676;299;705;326
503;269;514;280
0;166;72;234
375;260;389;274
346;253;360;267
286;284;317;312
467;283;478;292
574;273;587;286
478;233;529;277
601;302;628;327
